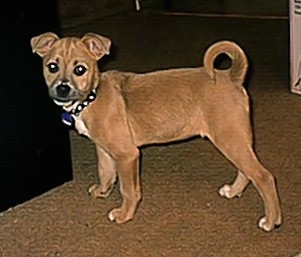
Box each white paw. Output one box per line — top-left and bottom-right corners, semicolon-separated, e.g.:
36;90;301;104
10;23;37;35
88;183;114;199
258;216;272;232
108;210;116;222
88;184;98;194
218;184;232;198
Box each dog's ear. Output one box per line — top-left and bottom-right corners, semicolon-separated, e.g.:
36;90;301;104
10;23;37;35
30;32;59;57
81;33;111;60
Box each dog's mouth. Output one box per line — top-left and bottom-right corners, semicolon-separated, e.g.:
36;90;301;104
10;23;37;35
49;83;81;107
53;98;75;107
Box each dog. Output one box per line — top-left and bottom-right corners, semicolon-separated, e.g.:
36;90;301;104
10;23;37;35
30;32;281;232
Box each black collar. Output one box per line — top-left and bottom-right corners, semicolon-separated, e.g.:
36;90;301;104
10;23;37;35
61;88;97;127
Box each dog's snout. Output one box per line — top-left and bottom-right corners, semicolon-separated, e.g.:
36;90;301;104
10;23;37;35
56;84;71;98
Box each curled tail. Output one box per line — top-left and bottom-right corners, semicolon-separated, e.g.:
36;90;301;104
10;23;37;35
203;40;248;85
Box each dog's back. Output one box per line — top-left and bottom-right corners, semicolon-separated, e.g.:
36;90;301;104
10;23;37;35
103;41;249;146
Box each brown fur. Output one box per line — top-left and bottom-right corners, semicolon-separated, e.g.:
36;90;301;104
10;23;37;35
31;32;281;231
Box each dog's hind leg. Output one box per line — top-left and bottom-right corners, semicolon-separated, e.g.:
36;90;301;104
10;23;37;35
218;170;249;198
88;146;117;198
208;125;281;232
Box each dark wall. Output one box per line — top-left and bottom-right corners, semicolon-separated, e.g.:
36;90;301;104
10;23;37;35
0;1;73;211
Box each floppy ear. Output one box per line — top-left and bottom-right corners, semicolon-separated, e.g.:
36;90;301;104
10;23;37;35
30;32;59;57
81;33;111;60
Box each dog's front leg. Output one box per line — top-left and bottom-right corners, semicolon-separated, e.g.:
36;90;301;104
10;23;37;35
108;148;141;224
88;146;117;198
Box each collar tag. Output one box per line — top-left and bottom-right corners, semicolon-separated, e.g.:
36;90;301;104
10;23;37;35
61;112;74;126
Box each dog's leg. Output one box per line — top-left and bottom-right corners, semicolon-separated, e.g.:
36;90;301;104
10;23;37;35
108;148;142;224
209;129;281;232
218;170;249;198
88;146;117;198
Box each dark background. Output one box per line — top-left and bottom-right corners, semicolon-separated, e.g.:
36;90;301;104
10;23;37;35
0;1;73;212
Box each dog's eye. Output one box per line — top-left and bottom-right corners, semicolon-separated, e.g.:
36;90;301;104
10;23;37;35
74;65;87;76
47;62;59;73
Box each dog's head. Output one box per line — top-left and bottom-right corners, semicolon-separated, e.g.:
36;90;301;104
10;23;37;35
30;32;111;108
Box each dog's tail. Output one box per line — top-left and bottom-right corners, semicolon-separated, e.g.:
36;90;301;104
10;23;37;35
203;40;248;85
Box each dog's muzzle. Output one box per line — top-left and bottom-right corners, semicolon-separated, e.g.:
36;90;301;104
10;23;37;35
49;84;79;105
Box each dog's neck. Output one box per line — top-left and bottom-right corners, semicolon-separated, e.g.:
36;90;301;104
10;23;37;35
61;88;98;126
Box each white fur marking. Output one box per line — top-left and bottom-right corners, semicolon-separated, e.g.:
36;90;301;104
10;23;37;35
72;114;90;138
258;216;270;231
218;184;232;198
108;211;115;221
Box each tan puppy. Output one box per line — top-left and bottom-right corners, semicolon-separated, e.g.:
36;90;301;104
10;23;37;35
30;32;281;232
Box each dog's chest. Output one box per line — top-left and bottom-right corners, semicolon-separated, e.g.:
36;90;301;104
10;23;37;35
72;115;90;138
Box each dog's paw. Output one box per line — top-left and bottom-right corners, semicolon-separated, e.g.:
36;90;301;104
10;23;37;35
258;216;281;232
88;184;114;199
218;184;242;199
108;208;133;224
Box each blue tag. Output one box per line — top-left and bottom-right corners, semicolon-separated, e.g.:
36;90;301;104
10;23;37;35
61;112;73;126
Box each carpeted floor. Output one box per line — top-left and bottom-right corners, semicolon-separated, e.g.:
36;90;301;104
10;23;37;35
1;4;301;257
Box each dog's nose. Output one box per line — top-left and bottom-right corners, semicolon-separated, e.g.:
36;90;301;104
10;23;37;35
56;84;71;98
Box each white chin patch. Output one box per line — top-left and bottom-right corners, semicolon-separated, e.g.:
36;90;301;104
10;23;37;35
53;99;73;107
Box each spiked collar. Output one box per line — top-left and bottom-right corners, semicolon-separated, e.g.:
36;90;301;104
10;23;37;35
61;88;97;127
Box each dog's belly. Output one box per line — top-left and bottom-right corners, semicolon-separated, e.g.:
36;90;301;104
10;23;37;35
127;110;206;146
